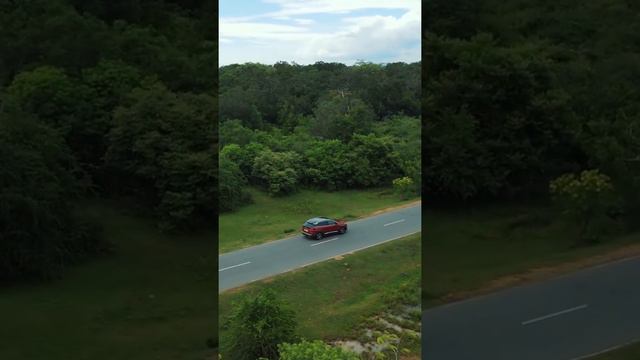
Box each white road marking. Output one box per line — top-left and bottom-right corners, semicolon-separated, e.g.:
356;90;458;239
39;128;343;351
569;337;640;359
384;219;405;227
521;304;588;325
220;231;420;293
219;261;251;272
310;237;339;247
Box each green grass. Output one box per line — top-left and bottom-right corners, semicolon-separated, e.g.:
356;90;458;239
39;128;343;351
424;203;640;308
0;200;216;360
219;187;419;253
591;341;640;359
219;233;421;356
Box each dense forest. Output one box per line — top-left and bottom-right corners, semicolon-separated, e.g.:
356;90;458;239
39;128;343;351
425;0;640;226
219;62;422;211
0;0;216;281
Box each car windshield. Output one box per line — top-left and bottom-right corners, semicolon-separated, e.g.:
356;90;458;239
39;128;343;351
304;219;321;227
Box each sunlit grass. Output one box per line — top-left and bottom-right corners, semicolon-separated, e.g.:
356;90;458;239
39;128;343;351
219;187;419;253
219;232;421;355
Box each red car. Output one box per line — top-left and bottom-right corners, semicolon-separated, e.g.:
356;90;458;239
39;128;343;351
301;217;348;240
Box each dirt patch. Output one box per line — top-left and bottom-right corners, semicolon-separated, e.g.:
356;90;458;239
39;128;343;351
333;301;421;358
260;276;277;284
377;317;404;332
442;243;640;303
334;255;344;260
222;285;247;295
223;275;277;294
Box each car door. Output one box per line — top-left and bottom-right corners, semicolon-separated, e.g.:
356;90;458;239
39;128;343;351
317;220;330;233
326;220;338;232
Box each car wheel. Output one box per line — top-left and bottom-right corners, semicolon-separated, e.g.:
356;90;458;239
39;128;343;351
339;227;346;234
315;232;323;240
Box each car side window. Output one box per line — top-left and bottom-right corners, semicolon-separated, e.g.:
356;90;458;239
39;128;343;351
327;220;336;225
320;220;331;226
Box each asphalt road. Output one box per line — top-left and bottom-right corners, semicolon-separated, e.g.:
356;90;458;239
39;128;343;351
219;203;421;292
423;256;640;360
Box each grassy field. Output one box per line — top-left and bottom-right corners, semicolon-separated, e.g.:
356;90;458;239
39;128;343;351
219;187;420;253
424;203;640;308
591;341;640;359
0;200;216;360
219;233;421;357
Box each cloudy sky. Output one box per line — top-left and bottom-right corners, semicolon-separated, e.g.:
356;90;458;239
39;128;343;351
219;0;421;66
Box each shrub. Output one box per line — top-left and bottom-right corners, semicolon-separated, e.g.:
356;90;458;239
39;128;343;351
253;150;300;196
222;289;298;360
392;177;415;200
219;153;252;212
279;340;359;360
549;169;616;243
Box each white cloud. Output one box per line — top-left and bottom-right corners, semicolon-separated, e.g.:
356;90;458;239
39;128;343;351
219;20;316;41
297;11;420;61
219;0;420;66
293;18;315;25
259;0;419;18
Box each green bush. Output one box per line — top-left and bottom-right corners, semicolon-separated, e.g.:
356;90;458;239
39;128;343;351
279;340;359;360
0;111;106;281
392;177;415;200
253;150;300;196
219;153;251;213
222;289;298;360
550;169;616;243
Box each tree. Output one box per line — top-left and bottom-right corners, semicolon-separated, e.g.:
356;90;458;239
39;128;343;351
156;150;216;231
220;142;266;181
220;119;255;147
219;152;251;212
277;101;305;132
425;32;581;201
577;112;640;228
0;0;217;281
105;80;216;229
549;169;616;243
349;134;402;187
0;0;108;86
4;66;88;137
0;110;104;281
393;177;415;200
424;0;484;39
374;116;421;194
222;289;298;360
310;92;376;142
78;60;143;175
279;340;359;360
302;140;354;190
252;150;300;196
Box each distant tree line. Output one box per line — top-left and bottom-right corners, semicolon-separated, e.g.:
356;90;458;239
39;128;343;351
425;0;640;229
0;0;215;281
218;62;422;212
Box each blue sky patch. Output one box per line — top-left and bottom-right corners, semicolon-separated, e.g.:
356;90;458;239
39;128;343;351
219;0;421;66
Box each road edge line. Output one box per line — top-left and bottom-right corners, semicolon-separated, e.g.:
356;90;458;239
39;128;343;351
219;230;421;293
219;202;421;255
569;337;640;360
424;255;640;312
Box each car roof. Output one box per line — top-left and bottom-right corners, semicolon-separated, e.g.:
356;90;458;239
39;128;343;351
306;217;331;222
